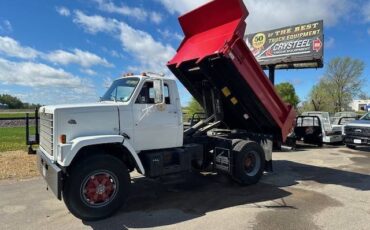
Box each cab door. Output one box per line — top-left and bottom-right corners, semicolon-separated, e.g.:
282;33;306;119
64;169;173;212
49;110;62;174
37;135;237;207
132;80;180;151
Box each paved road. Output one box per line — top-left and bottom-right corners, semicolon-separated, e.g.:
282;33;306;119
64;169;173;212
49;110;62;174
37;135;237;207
1;146;370;230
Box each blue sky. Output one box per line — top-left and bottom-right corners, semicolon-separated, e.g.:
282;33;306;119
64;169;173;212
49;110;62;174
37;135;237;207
0;0;369;106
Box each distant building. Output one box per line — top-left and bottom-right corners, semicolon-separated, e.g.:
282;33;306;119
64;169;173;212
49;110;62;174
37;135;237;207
350;100;370;112
0;103;9;109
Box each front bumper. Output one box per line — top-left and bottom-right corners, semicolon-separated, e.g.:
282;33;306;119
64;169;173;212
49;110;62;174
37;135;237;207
344;135;370;146
37;149;62;200
323;135;343;143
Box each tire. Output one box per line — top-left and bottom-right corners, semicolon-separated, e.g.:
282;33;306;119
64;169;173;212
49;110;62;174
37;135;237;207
233;140;265;185
273;140;282;151
63;154;131;221
285;137;297;150
346;144;356;150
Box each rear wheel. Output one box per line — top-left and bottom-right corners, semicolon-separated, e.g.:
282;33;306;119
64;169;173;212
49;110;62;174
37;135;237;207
233;140;265;185
63;154;130;221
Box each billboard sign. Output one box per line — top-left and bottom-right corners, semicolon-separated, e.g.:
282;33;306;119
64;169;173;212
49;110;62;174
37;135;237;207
245;20;324;69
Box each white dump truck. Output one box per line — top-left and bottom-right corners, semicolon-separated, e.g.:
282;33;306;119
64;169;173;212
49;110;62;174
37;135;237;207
29;0;296;220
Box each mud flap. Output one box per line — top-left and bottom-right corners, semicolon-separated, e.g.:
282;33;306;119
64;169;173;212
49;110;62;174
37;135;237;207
260;138;273;172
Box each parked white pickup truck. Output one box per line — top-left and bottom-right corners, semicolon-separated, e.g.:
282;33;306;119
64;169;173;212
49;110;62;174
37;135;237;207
344;112;370;149
300;111;343;144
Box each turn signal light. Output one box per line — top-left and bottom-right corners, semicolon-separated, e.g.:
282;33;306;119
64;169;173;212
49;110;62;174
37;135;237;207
59;135;66;144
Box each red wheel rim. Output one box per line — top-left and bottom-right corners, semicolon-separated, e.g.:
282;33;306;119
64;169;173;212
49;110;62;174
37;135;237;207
243;151;261;176
81;171;118;207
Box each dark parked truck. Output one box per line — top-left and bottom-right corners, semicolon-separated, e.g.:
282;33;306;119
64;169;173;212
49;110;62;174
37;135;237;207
344;112;370;149
34;0;296;220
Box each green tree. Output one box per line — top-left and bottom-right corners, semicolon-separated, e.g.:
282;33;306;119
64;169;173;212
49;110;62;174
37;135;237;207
186;97;204;115
275;82;300;108
309;79;333;112
324;57;365;112
303;57;366;113
0;94;23;109
0;94;41;109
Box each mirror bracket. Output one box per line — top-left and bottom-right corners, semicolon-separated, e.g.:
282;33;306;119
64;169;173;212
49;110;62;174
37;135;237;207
153;79;165;104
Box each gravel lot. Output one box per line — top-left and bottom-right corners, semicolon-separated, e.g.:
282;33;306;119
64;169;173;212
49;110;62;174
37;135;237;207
0;146;370;230
0;119;35;128
0;151;38;180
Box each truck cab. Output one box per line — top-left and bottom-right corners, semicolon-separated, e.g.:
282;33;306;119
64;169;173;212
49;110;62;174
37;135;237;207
344;112;370;149
38;74;183;167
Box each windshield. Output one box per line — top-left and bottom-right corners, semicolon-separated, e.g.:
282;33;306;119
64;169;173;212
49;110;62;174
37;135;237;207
360;113;370;121
101;77;140;102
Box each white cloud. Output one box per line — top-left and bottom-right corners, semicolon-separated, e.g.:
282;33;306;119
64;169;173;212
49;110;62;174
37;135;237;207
118;23;175;72
0;36;112;69
80;68;97;76
156;0;208;14
73;10;118;34
0;57;97;104
0;57;81;87
0;36;39;59
157;0;355;33
73;11;175;73
13;87;97;105
93;0;163;24
103;77;113;88
56;6;71;17
45;49;113;68
363;1;370;22
109;50;123;58
157;29;183;41
326;37;335;49
150;12;163;24
0;20;12;33
244;0;354;33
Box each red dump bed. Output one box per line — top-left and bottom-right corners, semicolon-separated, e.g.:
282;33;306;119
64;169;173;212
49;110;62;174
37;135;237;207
167;0;296;142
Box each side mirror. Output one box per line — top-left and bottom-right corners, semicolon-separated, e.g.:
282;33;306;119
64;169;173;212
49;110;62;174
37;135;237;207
153;79;164;104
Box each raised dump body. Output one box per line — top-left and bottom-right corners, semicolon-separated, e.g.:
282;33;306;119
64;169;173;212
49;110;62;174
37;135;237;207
168;0;296;142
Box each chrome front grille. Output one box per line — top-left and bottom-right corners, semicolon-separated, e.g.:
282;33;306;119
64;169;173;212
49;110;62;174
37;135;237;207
40;113;54;155
345;126;370;137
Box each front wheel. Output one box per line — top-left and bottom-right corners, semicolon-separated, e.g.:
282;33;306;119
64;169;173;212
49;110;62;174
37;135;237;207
63;154;131;221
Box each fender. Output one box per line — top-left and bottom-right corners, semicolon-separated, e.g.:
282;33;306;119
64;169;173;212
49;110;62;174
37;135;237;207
121;139;145;174
59;135;145;174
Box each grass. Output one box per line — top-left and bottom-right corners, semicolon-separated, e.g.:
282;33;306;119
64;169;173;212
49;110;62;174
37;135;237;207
0;112;34;119
0;126;35;152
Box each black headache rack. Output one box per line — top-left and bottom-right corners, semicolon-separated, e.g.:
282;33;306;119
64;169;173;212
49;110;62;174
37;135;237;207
337;116;358;125
294;115;323;146
26;108;40;154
